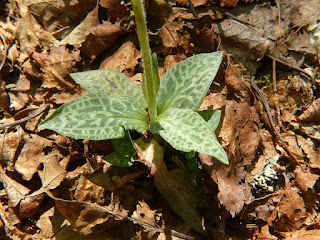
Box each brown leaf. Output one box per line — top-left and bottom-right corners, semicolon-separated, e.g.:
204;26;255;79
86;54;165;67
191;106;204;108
36;207;55;238
297;98;320;123
55;200;110;235
27;0;96;36
15;134;52;181
16;7;55;52
278;188;307;228
159;21;189;49
38;153;66;190
294;168;319;191
131;201;159;237
0;127;25;170
41;46;76;89
100;41;141;76
283;228;320;240
19;190;46;218
0;81;9;111
255;225;277;240
0;167;30;207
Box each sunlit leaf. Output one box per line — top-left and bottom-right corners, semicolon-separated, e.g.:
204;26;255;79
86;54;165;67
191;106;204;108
151;108;228;164
40;93;148;140
156;51;223;114
198;109;221;131
71;70;147;108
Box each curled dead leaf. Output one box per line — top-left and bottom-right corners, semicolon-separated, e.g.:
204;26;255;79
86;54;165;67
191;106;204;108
297;98;320;122
294;168;319;191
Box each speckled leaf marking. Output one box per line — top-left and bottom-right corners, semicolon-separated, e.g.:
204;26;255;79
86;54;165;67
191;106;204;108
156;51;223;114
198;109;221;131
71;70;147;108
40;93;148;140
151;108;228;164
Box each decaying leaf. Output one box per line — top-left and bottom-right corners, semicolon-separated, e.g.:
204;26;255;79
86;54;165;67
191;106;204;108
0;127;25;170
38;153;66;190
294;168;319;191
15;134;53;181
0;167;30;207
297;98;320;122
100;41;141;76
41;46;76;89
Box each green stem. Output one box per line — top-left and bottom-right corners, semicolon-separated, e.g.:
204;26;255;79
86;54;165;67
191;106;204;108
131;0;157;122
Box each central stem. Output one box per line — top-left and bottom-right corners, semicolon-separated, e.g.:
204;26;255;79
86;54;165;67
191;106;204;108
131;0;157;122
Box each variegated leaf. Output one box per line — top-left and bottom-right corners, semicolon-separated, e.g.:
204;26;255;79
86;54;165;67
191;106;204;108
198;109;221;131
40;93;148;140
156;51;223;114
71;70;147;108
151;108;228;164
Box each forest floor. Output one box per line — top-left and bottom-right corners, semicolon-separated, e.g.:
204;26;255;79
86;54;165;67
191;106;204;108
0;0;320;239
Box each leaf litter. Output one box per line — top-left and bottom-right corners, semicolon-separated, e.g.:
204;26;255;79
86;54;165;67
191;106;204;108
0;0;320;239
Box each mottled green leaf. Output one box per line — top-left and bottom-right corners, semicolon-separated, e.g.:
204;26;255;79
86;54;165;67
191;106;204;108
71;70;147;108
198;109;221;131
104;152;134;167
156;51;223;114
40;93;148;140
151;108;228;164
112;130;136;157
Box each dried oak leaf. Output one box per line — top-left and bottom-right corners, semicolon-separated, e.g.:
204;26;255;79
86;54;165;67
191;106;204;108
131;201;160;238
0;167;30;207
19;190;46;218
159;20;189;49
36;207;55;238
0;127;25;170
55;200;110;235
281;133;319;166
84;164;146;192
283;228;320;240
294;168;319;191
15;134;53;181
278;188;307;229
38;152;66;190
254;225;277;240
27;0;96;37
99;0;129;23
15;8;56;52
41;46;76;89
100;41;141;76
297;98;320;123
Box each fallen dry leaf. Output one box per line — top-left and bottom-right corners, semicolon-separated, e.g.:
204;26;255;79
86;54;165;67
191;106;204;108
0;167;30;207
0;127;25;170
38;152;66;190
297;98;320;123
100;41;141;76
278;188;307;229
15;134;52;181
41;46;76;89
294;168;319;191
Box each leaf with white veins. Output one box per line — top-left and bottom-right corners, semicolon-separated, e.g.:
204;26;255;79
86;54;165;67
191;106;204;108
151;108;228;164
71;70;147;108
40;93;148;140
156;51;223;114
